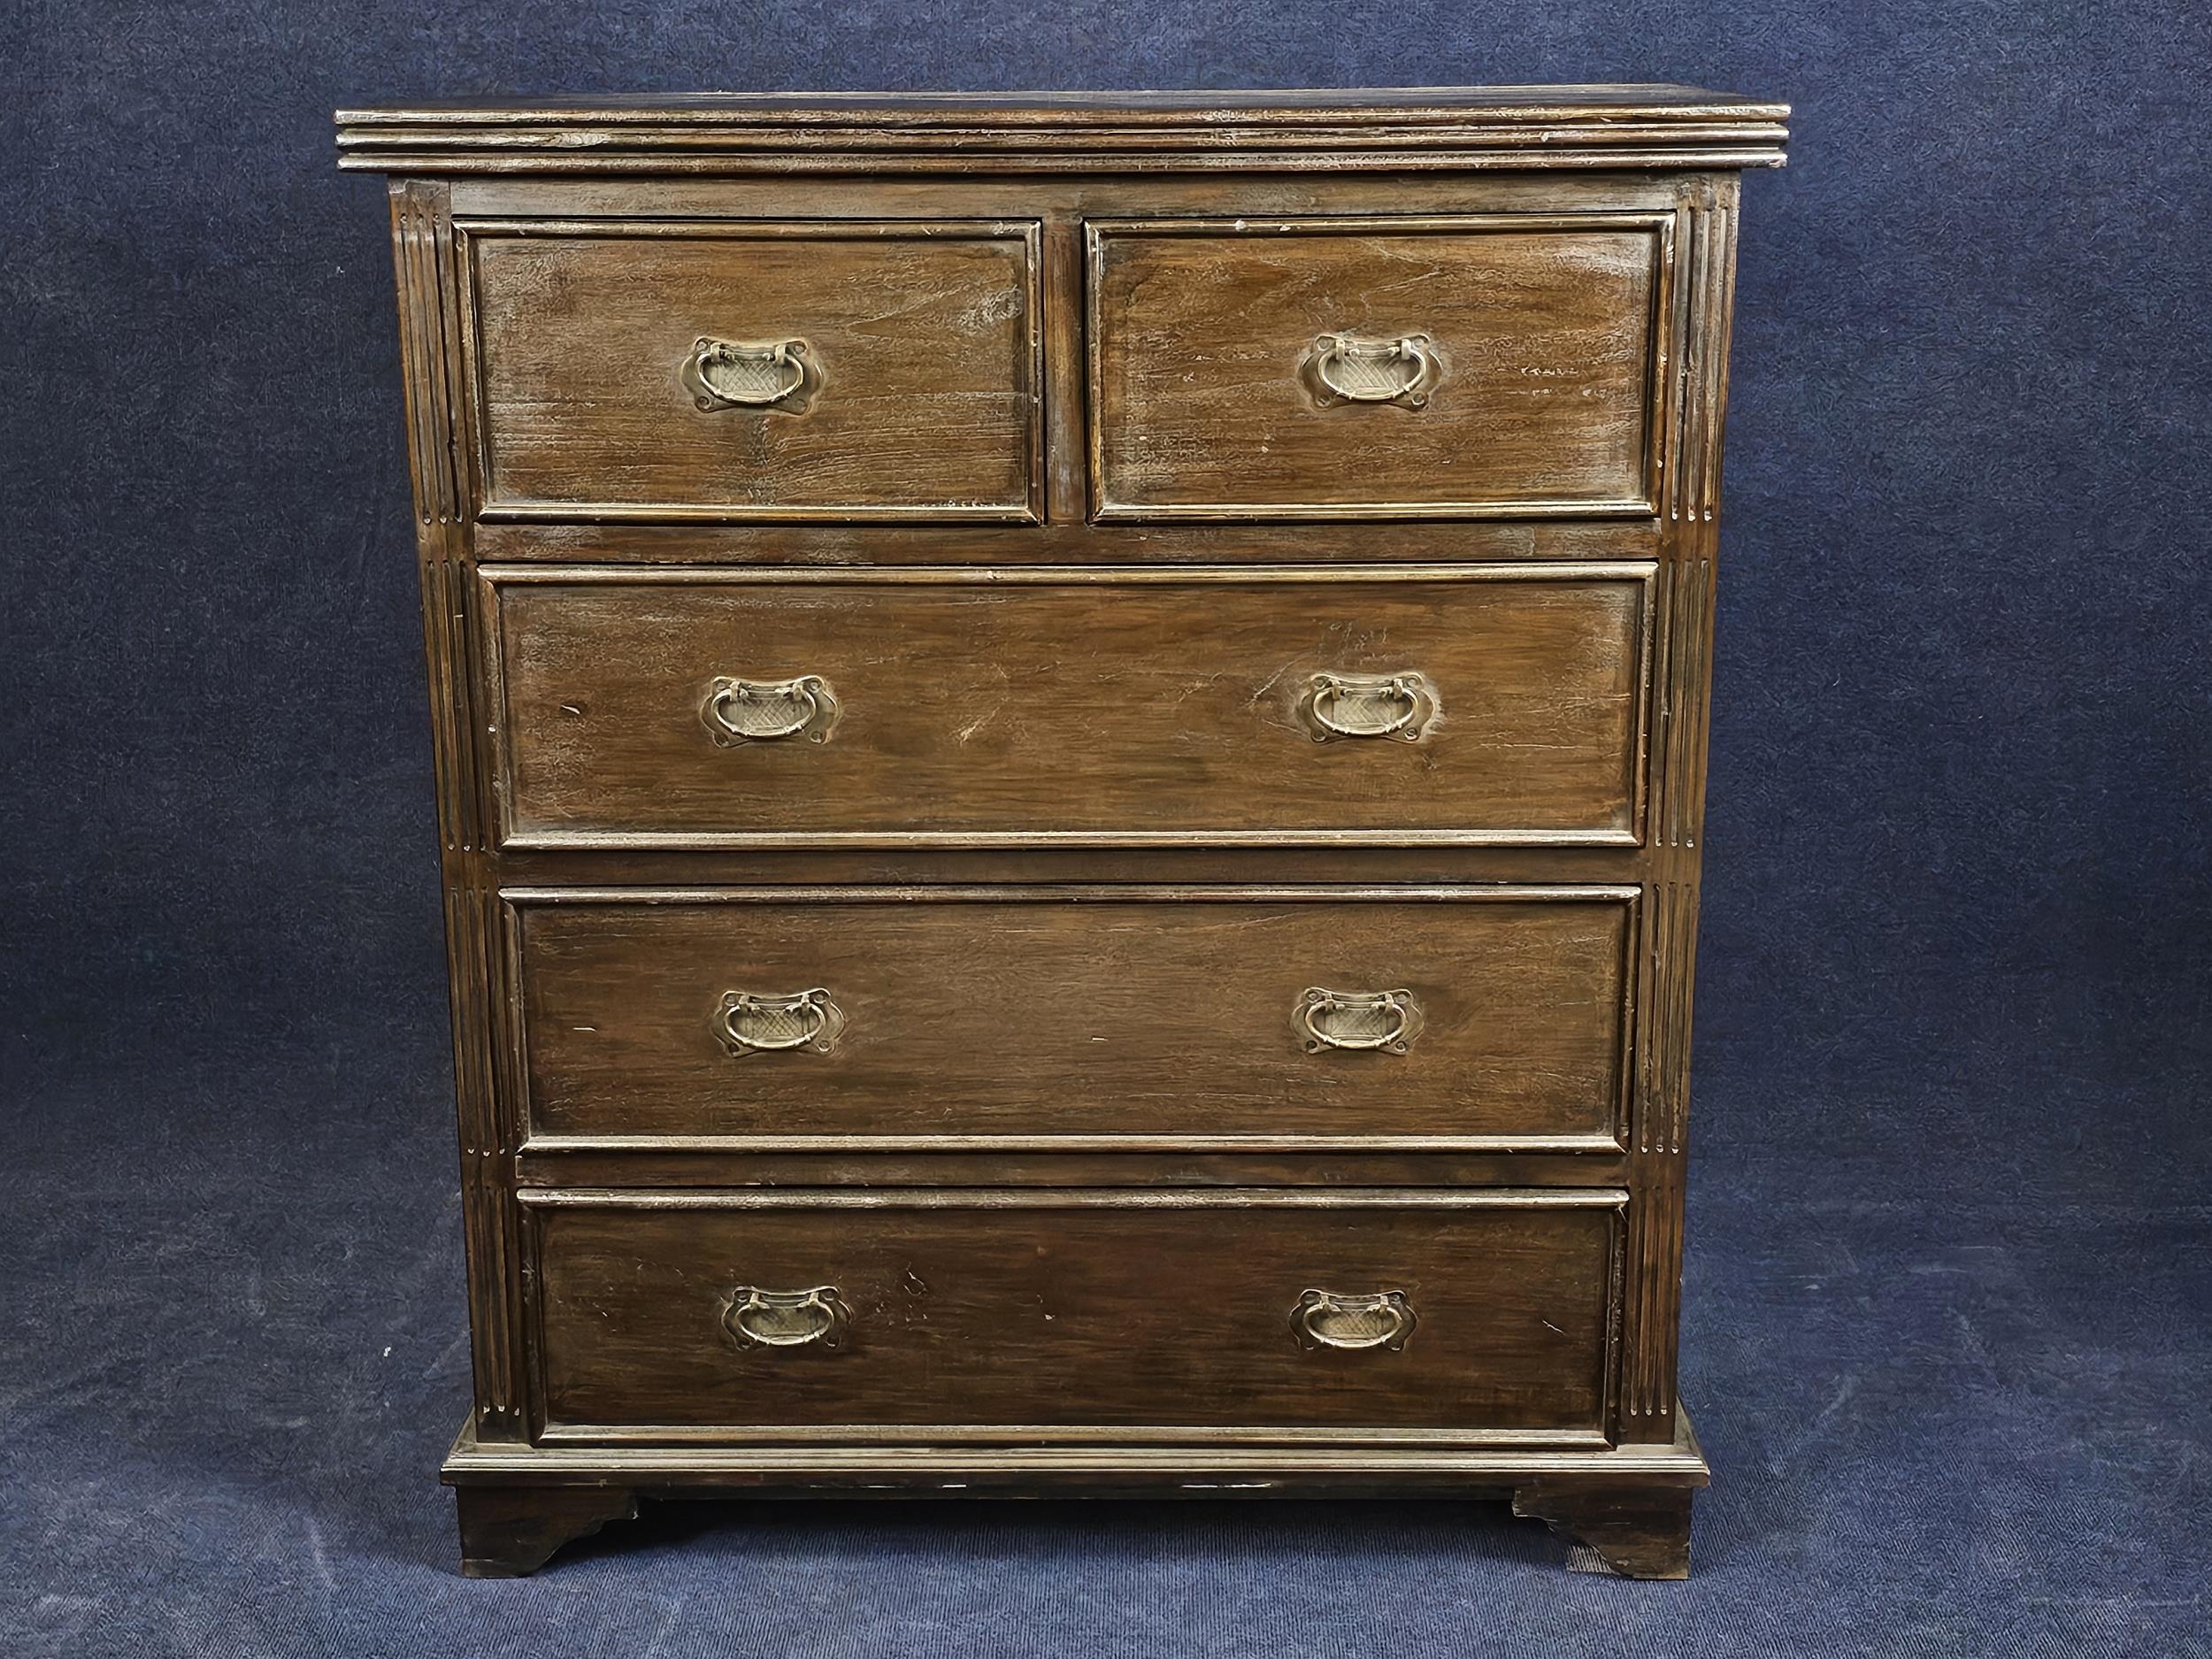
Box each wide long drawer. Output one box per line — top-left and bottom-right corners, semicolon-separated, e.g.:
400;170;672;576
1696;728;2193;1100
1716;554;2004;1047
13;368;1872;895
510;886;1634;1149
482;565;1652;849
525;1188;1622;1442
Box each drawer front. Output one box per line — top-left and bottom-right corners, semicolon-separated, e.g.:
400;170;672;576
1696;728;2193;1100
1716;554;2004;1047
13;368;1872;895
527;1190;1621;1441
1088;215;1667;519
465;219;1042;521
485;565;1651;848
511;887;1632;1149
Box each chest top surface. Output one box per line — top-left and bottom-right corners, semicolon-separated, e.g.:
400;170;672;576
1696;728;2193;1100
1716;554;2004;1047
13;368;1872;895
335;84;1788;173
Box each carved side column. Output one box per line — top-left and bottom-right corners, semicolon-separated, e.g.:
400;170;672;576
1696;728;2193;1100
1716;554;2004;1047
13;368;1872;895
389;179;527;1444
1619;174;1738;1445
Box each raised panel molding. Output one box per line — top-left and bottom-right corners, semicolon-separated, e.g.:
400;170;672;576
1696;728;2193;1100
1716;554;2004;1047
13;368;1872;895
349;89;1784;1576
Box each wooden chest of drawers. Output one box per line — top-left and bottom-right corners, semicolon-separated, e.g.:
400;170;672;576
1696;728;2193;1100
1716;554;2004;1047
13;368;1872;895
337;86;1786;1580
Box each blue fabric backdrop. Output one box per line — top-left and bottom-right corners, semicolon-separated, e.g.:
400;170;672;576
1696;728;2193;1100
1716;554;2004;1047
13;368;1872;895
4;4;2208;1654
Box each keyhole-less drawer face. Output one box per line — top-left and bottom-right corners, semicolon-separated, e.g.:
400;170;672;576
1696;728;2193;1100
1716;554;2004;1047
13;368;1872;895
525;1189;1622;1443
481;564;1652;849
464;219;1043;522
507;886;1636;1148
1087;215;1669;520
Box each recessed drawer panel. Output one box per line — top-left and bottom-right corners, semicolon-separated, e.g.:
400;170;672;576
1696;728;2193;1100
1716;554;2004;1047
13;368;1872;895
465;219;1042;521
511;887;1632;1149
526;1189;1621;1441
1088;215;1667;519
484;565;1651;848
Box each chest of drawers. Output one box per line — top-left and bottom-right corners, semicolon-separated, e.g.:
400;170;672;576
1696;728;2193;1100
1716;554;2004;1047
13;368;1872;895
337;86;1786;1579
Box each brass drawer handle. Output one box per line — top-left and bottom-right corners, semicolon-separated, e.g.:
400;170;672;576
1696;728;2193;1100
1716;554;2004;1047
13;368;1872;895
683;336;818;413
1303;331;1440;410
1294;1288;1416;1352
725;1285;848;1349
702;674;840;746
1300;672;1433;743
1299;987;1423;1055
714;988;845;1055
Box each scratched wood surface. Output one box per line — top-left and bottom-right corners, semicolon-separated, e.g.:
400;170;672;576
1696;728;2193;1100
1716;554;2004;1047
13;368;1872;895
335;85;1792;177
511;890;1632;1143
529;1194;1617;1434
1090;220;1662;517
469;224;1040;518
348;87;1786;1578
486;567;1648;845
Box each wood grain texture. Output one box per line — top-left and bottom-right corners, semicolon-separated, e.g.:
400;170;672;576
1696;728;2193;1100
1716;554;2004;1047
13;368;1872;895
449;172;1693;230
334;86;1790;175
508;886;1634;1147
486;842;1654;890
524;1189;1622;1439
1511;1479;1697;1578
434;1406;1710;1574
512;1148;1634;1189
391;180;526;1444
1089;217;1664;518
443;1405;1709;1484
342;88;1782;1575
454;1483;640;1578
470;518;1660;566
1619;180;1737;1445
483;565;1651;847
466;220;1041;520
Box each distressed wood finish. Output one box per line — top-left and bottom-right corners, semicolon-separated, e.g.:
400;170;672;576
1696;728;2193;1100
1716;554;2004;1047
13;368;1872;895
467;220;1041;520
510;887;1635;1147
390;179;530;1448
1089;216;1664;518
454;1484;640;1579
335;87;1790;175
485;564;1650;848
1512;1479;1698;1578
526;1189;1622;1440
346;86;1784;1580
1620;178;1738;1448
444;1410;1713;1576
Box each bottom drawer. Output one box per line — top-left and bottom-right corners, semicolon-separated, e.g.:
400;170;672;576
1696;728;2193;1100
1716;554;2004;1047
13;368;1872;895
526;1188;1622;1444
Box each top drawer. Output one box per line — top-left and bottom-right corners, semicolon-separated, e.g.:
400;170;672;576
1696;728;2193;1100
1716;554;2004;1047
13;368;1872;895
1088;215;1668;521
464;219;1043;522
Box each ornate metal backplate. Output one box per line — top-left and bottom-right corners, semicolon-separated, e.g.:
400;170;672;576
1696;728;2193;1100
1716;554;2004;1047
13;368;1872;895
1297;987;1424;1054
701;674;841;747
713;987;845;1056
1301;331;1442;411
723;1285;849;1349
1293;1288;1416;1351
1298;671;1435;743
682;336;819;414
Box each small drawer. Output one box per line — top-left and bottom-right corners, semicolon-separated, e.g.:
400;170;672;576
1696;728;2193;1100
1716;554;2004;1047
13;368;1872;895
525;1188;1622;1442
1088;214;1668;519
509;886;1632;1150
482;565;1651;849
463;219;1042;521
